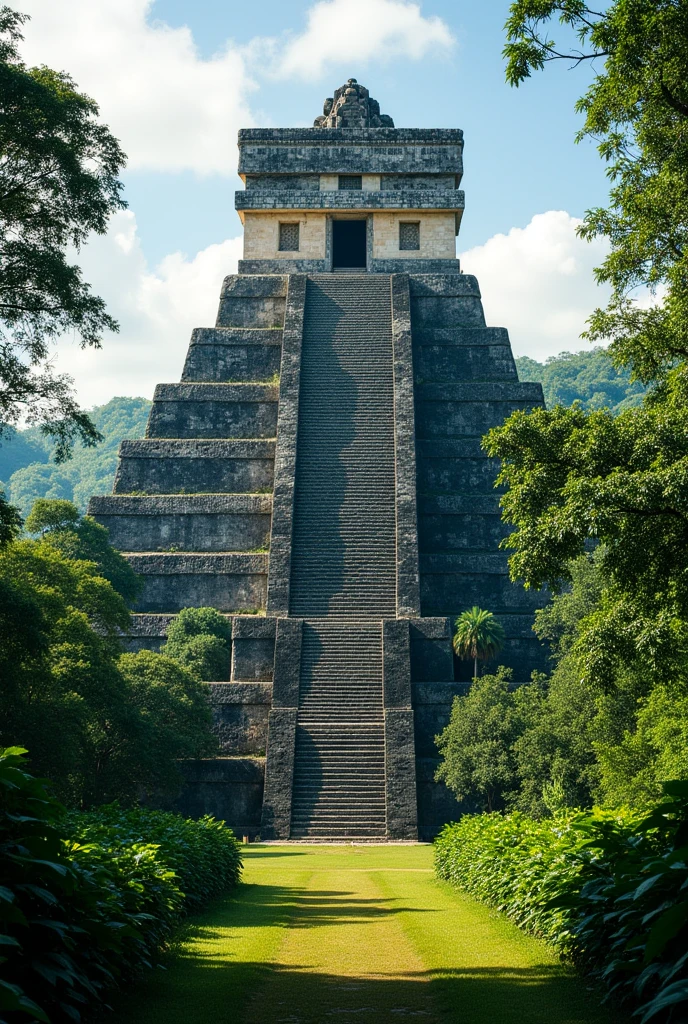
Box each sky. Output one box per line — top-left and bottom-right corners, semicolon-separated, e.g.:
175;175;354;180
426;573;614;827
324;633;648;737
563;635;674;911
15;0;613;407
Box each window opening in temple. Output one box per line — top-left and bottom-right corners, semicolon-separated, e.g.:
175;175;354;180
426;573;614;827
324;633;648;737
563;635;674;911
278;222;300;251
338;175;362;190
399;221;420;251
332;220;367;269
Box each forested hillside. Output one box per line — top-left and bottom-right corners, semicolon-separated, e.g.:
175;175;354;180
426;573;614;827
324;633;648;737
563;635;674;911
0;397;151;515
515;347;646;414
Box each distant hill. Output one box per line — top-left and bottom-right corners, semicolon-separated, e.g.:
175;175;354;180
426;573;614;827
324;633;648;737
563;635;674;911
0;397;151;516
515;347;646;414
0;349;647;519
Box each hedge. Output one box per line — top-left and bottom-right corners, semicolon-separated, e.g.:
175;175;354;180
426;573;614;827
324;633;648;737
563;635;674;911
435;783;688;1022
0;747;242;1023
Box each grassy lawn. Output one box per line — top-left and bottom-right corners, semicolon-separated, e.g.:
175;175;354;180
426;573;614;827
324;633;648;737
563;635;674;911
109;844;621;1024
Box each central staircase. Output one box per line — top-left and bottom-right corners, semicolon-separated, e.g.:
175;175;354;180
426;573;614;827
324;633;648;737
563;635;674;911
288;275;397;838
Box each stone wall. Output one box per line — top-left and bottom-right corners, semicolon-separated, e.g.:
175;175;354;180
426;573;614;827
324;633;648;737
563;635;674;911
373;212;456;261
243;212;327;262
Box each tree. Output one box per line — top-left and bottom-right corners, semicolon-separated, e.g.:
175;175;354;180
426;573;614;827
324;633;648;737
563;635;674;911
0;485;20;545
435;667;525;812
118;651;216;797
504;0;688;384
163;606;232;681
0;5;126;529
0;515;214;806
452;606;505;678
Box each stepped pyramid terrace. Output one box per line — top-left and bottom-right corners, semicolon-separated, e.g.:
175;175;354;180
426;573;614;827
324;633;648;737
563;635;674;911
89;79;548;841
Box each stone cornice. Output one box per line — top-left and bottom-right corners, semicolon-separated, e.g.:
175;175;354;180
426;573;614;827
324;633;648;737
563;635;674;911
235;189;465;213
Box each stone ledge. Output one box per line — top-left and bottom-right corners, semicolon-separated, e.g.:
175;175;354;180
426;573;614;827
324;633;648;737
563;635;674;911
373;259;459;275
152;383;279;403
412;681;470;704
416;438;489;459
208;683;272;704
235;189;464;212
125;613;179;637
417;381;543;403
409;274;481;298
409;617;452;640
126;553;268;574
232;616;277;640
90;494;272;515
220;275;288;297
238;128;464;144
420;552;510;575
413;327;510;347
417;494;502;515
189;327;282;347
118;439;276;459
180;756;265;784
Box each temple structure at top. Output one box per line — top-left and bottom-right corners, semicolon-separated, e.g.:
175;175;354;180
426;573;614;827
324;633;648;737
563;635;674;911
89;80;547;841
236;79;464;276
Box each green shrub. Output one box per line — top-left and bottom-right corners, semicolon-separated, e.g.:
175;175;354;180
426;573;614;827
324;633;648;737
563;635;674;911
163;607;231;682
0;748;242;1022
435;784;688;1022
69;803;242;912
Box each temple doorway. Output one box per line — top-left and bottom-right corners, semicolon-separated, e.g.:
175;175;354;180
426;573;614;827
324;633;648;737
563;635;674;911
332;220;367;270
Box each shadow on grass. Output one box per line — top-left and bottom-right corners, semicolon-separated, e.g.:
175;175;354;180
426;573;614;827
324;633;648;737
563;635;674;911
108;882;623;1024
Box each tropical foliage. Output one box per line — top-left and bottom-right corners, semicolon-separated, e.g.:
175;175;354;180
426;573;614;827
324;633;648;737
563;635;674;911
452;606;505;678
515;348;646;414
0;747;242;1024
0;4;126;561
435;781;688;1023
449;0;688;823
163;606;233;683
0;498;216;806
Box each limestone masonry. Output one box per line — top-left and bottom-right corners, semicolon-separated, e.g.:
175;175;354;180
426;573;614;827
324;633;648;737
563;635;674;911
89;80;547;840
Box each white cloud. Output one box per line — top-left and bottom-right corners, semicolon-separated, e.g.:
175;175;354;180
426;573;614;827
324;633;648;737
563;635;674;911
54;212;242;407
14;0;453;173
268;0;454;79
460;211;610;363
16;0;255;175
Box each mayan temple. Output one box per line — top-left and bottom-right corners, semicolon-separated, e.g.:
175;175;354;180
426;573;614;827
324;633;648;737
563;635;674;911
89;80;547;841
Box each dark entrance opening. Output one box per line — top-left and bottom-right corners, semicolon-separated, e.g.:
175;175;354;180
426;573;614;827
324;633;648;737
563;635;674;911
332;220;367;269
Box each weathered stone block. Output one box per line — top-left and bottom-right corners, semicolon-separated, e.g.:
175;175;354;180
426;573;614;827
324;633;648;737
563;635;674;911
89;494;271;552
409;618;454;682
415;757;463;841
383;619;412;707
260;709;297;840
415;342;517;382
420;572;546;616
237;128;464;176
146;384;279;440
182;328;282;383
216;275;287;328
384;709;418;839
417;456;502;495
127;553;268;613
174;757;265;835
272;618;303;708
113;439;275;495
209;683;271;754
118;613;177;653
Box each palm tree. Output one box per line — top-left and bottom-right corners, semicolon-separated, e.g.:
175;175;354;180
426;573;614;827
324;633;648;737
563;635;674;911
453;606;505;678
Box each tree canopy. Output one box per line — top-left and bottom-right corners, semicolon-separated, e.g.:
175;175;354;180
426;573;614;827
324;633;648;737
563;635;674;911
0;499;215;806
0;6;126;460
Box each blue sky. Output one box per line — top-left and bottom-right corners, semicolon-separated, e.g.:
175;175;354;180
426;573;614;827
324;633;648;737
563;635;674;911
16;0;612;404
129;0;607;263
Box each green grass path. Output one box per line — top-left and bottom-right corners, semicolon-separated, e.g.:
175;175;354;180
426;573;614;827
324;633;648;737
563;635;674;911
110;844;621;1024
